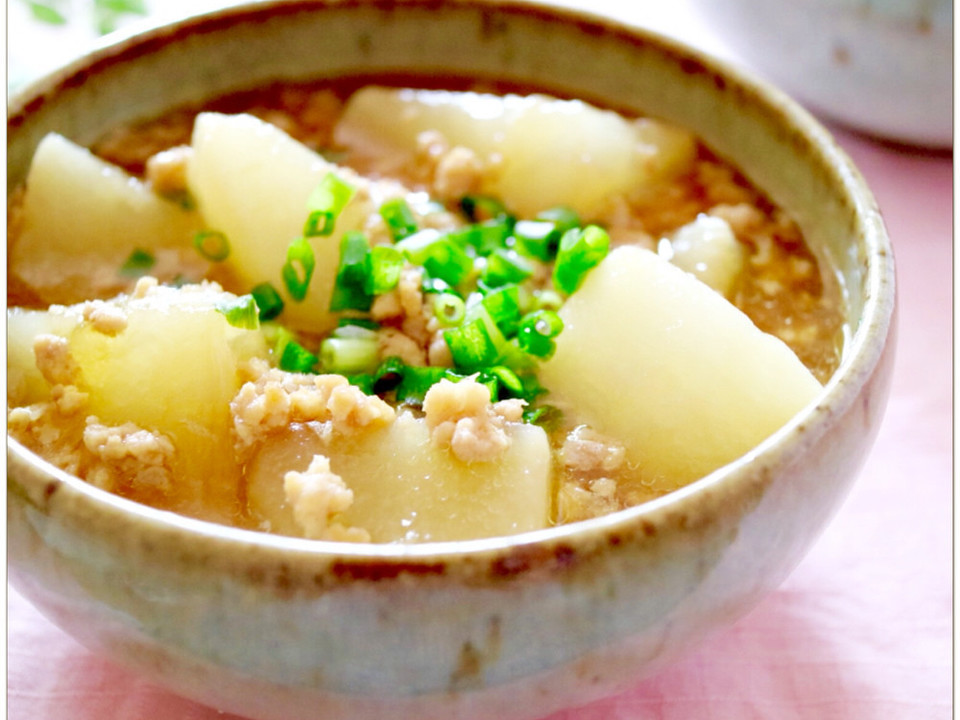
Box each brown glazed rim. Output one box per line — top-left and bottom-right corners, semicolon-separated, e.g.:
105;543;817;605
7;0;894;586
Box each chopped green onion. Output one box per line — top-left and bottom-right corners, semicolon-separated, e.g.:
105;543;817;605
517;309;564;358
320;337;379;375
119;248;155;277
304;172;356;237
379;197;419;241
345;373;376;395
216;294;260;330
460;194;511;222
251;282;284;321
487;365;525;399
523;403;563;430
433;292;466;327
533;288;564;312
193;230;230;262
366;245;404;295
444;318;500;372
480;285;521;337
275;329;318;373
552;225;611;295
282;237;316;302
481;248;534;288
395;365;449;407
396;229;473;286
329;231;373;311
372;356;407;394
537;206;581;233
470;218;514;256
421;276;456;295
331;322;379;340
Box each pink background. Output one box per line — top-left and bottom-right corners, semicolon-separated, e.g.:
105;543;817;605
7;4;952;719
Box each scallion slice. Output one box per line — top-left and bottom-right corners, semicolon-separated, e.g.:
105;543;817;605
552;225;611;295
193;230;230;262
460;194;511;222
282;237;316;302
216;294;260;330
433;292;466;327
396;229;473;287
320;337;379;375
395;365;449;407
119;248;155;277
304;172;356;237
366;245;404;295
329;231;373;311
480;285;521;337
275;329;319;373
444;318;500;372
379;197;419;241
481;248;534;288
517;309;564;358
251;282;284;321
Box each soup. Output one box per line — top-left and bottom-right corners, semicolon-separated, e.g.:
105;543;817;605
6;78;844;543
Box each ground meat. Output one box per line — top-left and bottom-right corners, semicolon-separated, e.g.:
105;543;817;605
231;361;395;455
422;377;523;463
81;300;128;335
378;326;427;366
557;477;622;523
283;454;370;542
82;418;176;494
145;145;193;198
560;425;626;474
34;334;81;387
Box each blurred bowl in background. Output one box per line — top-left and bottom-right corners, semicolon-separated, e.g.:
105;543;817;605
689;0;952;148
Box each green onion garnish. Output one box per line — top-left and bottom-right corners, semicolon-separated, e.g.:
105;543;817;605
433;292;466;327
481;248;534;288
304;172;356;237
516;309;564;358
320;337;379;375
396;229;473;287
395;365;449;407
251;282;284;321
193;230;230;262
282;237;316;302
275;329;318;373
460;194;511;222
523;403;563;430
329;231;373;311
366;245;404;295
480;285;522;337
119;248;155;277
552;225;610;295
332;322;379;340
216;294;260;330
444;318;501;372
379;197;419;241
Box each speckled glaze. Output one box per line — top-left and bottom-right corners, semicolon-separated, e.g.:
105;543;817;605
689;0;953;147
7;2;896;719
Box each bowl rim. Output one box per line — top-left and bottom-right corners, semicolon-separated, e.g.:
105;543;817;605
6;0;895;581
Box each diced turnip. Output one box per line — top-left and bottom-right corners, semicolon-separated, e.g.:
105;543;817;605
11;284;268;521
10;133;200;302
7;306;83;406
188;112;410;335
335;87;697;218
539;246;822;492
246;412;552;543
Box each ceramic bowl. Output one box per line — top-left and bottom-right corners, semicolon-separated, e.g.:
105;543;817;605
689;0;953;148
7;2;896;719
